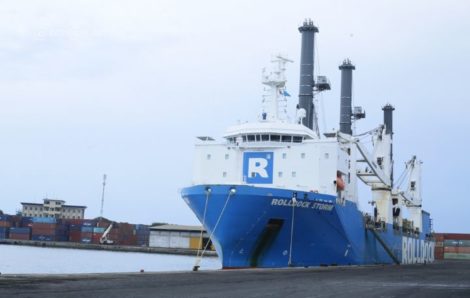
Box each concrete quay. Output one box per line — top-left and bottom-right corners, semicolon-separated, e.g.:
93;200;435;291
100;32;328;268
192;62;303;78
1;260;469;298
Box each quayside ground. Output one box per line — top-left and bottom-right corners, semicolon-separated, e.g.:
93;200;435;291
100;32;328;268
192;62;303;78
0;260;469;298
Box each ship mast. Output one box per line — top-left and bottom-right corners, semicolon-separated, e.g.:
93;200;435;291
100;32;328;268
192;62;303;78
261;55;293;123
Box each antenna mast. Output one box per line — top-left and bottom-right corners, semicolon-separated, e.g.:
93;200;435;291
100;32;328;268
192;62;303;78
100;174;107;219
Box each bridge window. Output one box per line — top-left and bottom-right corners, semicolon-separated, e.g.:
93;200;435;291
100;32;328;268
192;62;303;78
301;153;306;159
223;172;227;178
282;135;292;142
282;153;287;159
271;135;280;142
292;171;296;178
278;171;283;178
225;154;229;160
206;154;211;160
232;134;306;143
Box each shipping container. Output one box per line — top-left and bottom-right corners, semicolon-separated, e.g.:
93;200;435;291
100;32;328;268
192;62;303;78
8;216;22;228
444;246;470;254
91;233;103;244
31;235;56;241
82;220;96;227
68;231;82;242
93;227;105;233
443;233;470;241
32;222;57;229
0;215;12;221
69;224;82;231
9;227;31;234
20;217;33;227
80;237;92;244
434;233;445;242
0;227;9;239
9;233;30;240
81;226;93;233
434;246;444;260
31;227;57;236
444;253;470;260
66;219;84;225
0;221;11;228
31;217;57;224
444;239;470;247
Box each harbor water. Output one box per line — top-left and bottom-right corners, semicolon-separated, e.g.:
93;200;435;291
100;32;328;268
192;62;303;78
0;245;221;274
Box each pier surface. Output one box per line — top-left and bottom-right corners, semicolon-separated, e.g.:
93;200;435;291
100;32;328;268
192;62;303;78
1;260;469;298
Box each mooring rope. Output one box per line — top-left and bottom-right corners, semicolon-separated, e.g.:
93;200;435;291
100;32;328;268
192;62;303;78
193;187;236;271
195;188;211;259
288;196;297;266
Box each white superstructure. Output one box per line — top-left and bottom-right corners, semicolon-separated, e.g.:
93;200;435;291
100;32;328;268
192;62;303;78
192;56;356;203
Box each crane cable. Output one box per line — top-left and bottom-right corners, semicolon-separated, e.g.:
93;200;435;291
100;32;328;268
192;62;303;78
395;166;410;189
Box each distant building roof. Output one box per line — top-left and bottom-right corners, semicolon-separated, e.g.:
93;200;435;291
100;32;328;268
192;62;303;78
150;224;205;232
63;205;87;209
20;202;42;206
20;202;86;208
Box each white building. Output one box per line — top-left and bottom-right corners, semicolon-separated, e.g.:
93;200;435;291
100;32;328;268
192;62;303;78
21;198;86;219
149;224;212;250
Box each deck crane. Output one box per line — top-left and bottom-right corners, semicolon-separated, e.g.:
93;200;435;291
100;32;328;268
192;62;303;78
98;174;115;245
100;222;114;245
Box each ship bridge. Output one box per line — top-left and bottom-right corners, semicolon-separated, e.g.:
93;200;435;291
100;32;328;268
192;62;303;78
224;122;317;146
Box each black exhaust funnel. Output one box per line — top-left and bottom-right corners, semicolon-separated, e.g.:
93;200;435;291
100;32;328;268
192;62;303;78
339;59;355;135
298;19;318;130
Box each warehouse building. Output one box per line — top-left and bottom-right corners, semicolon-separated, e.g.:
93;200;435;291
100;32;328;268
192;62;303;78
21;198;86;219
149;224;213;250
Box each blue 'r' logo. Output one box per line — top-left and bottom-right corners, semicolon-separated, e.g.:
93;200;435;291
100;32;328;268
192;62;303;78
243;152;273;184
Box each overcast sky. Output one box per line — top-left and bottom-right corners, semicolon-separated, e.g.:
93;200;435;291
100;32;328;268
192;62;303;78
0;0;468;232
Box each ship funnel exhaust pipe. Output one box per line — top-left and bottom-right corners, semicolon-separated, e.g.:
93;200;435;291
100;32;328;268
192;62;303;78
382;104;395;136
383;104;395;187
298;19;318;130
339;59;355;135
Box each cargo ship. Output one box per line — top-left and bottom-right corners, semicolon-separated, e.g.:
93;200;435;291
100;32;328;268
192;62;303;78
181;19;435;268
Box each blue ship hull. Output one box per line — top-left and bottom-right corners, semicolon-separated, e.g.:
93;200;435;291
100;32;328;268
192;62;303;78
182;185;434;268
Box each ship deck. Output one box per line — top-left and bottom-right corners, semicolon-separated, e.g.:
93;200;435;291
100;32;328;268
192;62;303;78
1;260;469;297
